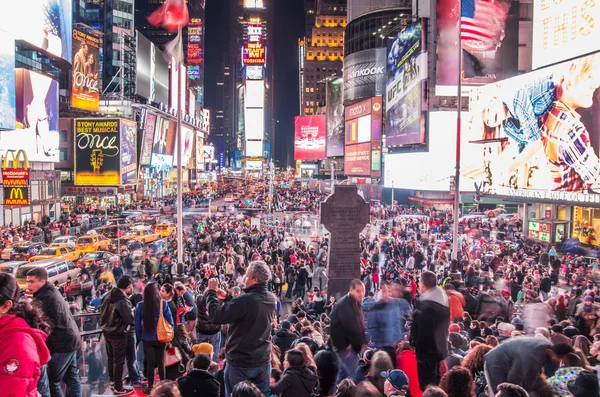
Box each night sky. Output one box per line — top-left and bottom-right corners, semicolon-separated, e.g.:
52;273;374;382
205;0;305;168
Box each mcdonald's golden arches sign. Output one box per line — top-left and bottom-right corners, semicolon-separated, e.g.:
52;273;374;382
1;150;30;206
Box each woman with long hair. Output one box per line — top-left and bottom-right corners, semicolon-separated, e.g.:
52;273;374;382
440;367;475;397
461;345;492;397
0;273;50;396
135;282;174;391
368;351;394;396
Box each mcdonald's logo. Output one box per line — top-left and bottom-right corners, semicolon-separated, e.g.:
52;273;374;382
3;187;29;206
1;150;30;187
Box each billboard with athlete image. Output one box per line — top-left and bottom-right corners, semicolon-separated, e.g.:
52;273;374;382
462;51;600;205
326;77;344;157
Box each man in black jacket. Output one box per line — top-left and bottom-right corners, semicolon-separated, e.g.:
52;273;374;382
178;353;219;397
329;279;366;383
273;320;298;363
196;295;222;362
27;267;82;397
410;271;450;391
206;260;277;397
100;275;138;394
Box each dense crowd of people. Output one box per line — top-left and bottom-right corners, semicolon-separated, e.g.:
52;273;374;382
1;182;600;397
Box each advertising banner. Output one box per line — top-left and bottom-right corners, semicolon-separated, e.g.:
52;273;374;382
533;0;600;70
71;29;101;111
435;0;519;94
74;119;121;186
15;69;59;162
120;119;137;184
294;115;326;161
462;51;600;204
4;186;29;206
343;48;386;105
0;30;15;130
344;97;382;177
345;142;372;176
196;132;204;171
386;21;427;146
0;0;72;62
173;125;194;167
326;77;344;157
139;111;157;166
151;116;176;167
187;0;205;90
135;32;169;105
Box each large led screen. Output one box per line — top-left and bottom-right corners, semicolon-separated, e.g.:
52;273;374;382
187;1;205;91
71;29;101;112
139;111;157;166
0;0;72;62
196;132;204;171
294;116;326;161
14;69;59;162
435;0;519;94
386;20;427;146
345;142;372;176
120;119;137;184
246;140;263;158
462;51;600;204
245;80;265;108
384;112;460;190
532;0;600;70
135;32;169;105
245;108;264;140
74;119;121;186
0;30;16;130
343;48;386;105
344;97;382;177
151;116;176;167
173;125;194;167
326;77;344;157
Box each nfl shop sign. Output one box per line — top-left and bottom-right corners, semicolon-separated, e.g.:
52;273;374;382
1;150;30;187
533;0;599;69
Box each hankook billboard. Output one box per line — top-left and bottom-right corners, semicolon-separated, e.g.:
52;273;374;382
343;48;386;105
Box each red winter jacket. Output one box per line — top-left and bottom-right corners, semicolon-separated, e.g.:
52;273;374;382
0;314;50;397
396;349;422;397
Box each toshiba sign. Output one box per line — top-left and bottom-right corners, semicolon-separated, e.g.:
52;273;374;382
343;48;387;105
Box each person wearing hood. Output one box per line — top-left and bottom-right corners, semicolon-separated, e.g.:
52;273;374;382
575;295;600;337
270;349;318;397
0;273;50;397
410;271;450;391
274;321;298;363
178;353;219;397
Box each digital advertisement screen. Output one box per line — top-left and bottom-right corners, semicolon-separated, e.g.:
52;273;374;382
120;119;137;184
343;48;386;105
294;115;326;161
187;7;205;90
151;116;176;167
384;112;459;190
386;20;427;146
245;80;265;108
74;119;121;186
0;0;72;62
435;0;519;95
139;111;157;166
533;0;600;70
345;142;372;176
15;69;59;162
135;32;169;105
173;125;194;167
0;30;15;130
246;66;264;80
344;97;382;177
71;29;101;112
462;51;600;204
326;77;344;157
196;132;204;171
245;108;264;140
246;140;263;158
243;42;266;65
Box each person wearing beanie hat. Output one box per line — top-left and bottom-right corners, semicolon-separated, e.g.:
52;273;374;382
177;353;219;397
550;324;573;346
568;370;600;397
192;342;214;358
575;295;599;337
381;369;410;397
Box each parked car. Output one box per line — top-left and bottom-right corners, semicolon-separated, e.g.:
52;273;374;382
78;251;114;268
28;245;84;262
10;243;47;261
76;235;111;253
0;261;28;274
51;236;78;250
15;258;80;290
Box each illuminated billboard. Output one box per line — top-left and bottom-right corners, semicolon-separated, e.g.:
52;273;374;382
187;0;205;91
0;0;72;62
532;0;600;70
384;112;460;190
343;48;386;105
71;29;101;112
135;32;169;105
173;125;194;167
245;80;265;108
386;20;427;146
151;116;176;167
462;51;600;204
14;69;59;162
0;30;15;131
243;42;266;65
196;132;204;171
199;109;210;134
344;97;382;177
326;78;344;157
139;111;157;166
344;143;372;176
120;119;137;184
245;109;264;141
244;0;264;8
246;140;264;158
74;119;121;186
435;0;519;95
246;66;264;80
294;116;326;161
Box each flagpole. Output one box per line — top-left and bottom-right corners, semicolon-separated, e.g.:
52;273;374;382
176;26;184;266
452;0;462;262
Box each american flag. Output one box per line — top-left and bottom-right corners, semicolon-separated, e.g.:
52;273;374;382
461;0;504;43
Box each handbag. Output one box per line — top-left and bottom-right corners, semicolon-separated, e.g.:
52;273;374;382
157;300;174;343
164;346;182;367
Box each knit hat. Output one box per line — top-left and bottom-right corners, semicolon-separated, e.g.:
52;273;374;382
192;343;214;357
281;320;292;330
448;323;461;333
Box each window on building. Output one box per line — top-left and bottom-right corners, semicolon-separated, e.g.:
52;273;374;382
59;148;67;162
310;88;314;92
59;130;68;143
305;88;310;92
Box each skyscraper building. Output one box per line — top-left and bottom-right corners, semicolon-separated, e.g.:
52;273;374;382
300;0;346;116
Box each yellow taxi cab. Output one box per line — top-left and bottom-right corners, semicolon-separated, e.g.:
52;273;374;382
155;223;176;238
76;235;111;253
123;229;160;244
28;245;84;262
